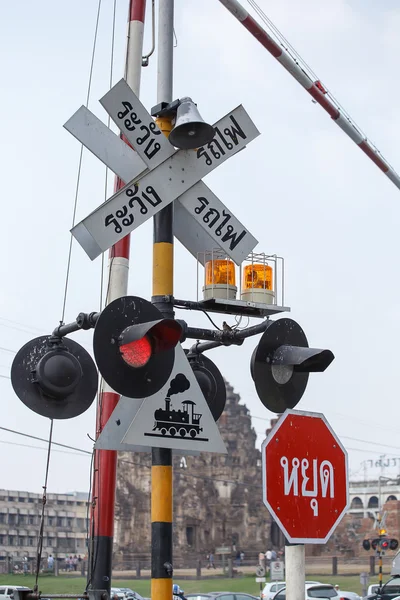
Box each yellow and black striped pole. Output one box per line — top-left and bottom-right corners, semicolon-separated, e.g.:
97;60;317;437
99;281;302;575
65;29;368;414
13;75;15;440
151;113;174;600
378;550;383;593
151;2;174;599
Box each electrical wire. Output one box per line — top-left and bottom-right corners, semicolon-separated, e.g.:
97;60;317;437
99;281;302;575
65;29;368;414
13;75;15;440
88;0;118;585
1;429;393;459
251;412;400;438
100;0;118;313
4;417;400;457
0;346;16;354
60;0;103;324
0;321;43;336
85;450;95;592
34;420;53;592
0;426;92;455
0;439;89;457
0;316;43;333
118;457;261;488
200;309;222;330
245;0;397;173
3;423;399;486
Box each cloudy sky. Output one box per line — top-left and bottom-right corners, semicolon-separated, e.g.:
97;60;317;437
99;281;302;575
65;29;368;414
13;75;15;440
1;0;400;495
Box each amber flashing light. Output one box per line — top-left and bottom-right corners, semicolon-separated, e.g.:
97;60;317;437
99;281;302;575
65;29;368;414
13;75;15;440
243;263;273;291
205;259;236;286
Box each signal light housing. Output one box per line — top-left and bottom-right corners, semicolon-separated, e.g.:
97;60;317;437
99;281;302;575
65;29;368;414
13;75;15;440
93;296;182;398
363;539;371;551
186;352;226;421
11;336;98;419
390;539;399;551
371;539;379;551
251;318;335;413
365;538;399;552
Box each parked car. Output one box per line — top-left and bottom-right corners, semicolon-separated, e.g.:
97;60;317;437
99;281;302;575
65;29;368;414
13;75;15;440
366;580;400;598
272;583;340;600
261;582;286;600
339;592;361;600
186;593;258;600
0;587;32;600
118;589;145;600
262;581;321;600
124;593;146;600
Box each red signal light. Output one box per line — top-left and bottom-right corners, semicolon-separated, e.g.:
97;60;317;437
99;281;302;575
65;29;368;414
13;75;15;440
120;336;152;368
381;539;389;550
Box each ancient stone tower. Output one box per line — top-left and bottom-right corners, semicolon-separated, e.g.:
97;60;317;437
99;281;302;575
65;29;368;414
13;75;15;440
114;381;272;564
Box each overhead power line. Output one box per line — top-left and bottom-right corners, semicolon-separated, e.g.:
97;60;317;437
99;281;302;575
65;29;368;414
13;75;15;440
0;426;92;455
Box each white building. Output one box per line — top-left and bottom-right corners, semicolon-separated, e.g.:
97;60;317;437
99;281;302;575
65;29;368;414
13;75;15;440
349;479;400;519
0;489;89;559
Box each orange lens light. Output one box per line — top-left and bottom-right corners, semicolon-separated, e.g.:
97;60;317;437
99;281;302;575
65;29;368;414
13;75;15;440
243;263;273;290
205;259;236;286
120;336;152;368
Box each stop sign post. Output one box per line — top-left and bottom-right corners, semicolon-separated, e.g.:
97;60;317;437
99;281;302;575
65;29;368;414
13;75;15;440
262;409;349;544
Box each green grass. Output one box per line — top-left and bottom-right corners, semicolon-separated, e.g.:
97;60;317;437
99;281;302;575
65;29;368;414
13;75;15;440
0;574;380;597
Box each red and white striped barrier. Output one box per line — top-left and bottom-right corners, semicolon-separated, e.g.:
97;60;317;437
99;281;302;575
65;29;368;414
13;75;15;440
218;0;400;190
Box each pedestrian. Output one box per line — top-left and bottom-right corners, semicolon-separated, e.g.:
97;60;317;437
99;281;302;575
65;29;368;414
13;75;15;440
265;549;272;571
73;555;78;571
173;584;187;600
240;551;245;564
23;557;28;576
47;554;54;571
206;552;216;569
235;551;241;566
259;552;265;568
271;549;277;560
334;585;340;593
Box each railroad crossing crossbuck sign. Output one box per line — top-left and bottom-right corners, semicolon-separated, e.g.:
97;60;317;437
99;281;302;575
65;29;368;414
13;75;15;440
65;79;259;264
262;409;349;544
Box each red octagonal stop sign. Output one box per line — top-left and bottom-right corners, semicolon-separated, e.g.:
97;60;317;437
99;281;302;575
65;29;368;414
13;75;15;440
262;409;349;544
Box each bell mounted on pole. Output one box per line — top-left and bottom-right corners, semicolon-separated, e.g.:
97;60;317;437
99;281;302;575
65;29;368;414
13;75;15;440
168;97;215;150
151;97;215;150
93;296;182;398
251;318;334;413
11;335;98;419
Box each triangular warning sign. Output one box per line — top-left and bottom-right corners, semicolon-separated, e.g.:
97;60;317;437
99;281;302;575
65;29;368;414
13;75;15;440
121;344;227;454
95;395;198;456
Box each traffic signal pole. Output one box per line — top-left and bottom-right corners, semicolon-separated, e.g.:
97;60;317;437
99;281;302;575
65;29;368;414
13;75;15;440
378;550;383;593
89;0;146;594
151;1;175;599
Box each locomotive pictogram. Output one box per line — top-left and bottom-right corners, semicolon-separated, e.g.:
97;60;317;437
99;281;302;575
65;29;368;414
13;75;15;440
144;373;209;441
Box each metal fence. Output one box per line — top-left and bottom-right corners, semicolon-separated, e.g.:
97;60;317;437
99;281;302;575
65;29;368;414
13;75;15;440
0;554;393;579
